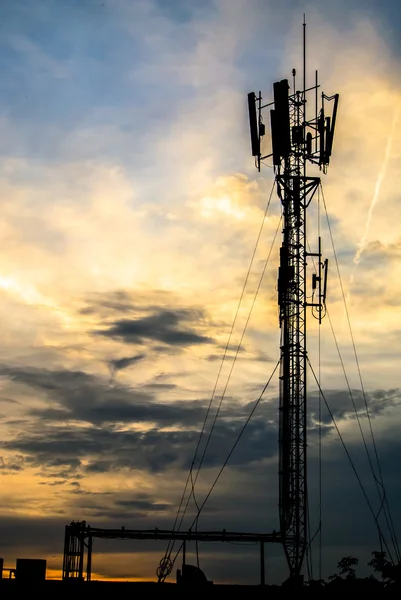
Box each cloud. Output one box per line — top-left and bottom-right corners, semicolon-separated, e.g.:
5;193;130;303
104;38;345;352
80;291;138;317
0;364;210;428
307;388;401;427
108;353;146;373
3;426;180;473
0;397;19;405
7;33;69;79
0;455;24;473
2;357;398;485
66;489;171;520
361;239;401;264
0;360;280;480
115;498;170;511
96;309;214;347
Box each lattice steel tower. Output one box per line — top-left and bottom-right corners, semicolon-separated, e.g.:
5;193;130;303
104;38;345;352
248;23;339;581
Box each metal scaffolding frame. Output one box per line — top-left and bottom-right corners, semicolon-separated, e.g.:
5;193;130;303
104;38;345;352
62;521;282;584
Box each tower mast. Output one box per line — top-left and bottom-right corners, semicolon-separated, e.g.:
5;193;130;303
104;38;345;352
247;22;339;581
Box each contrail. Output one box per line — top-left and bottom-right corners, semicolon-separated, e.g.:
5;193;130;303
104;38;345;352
347;108;399;303
353;108;399;267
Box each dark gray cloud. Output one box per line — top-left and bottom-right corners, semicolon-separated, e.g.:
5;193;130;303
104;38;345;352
64;490;171;521
307;388;401;426
0;361;282;476
0;454;24;473
0;397;19;405
0;516;68;553
0;365;207;428
79;290;137;317
0;366;278;478
81;293;216;350
241;387;400;434
6;383;390;482
108;353;146;373
206;353;235;362
115;498;170;512
95;309;214;347
2;414;278;477
40;479;67;486
141;382;177;391
217;343;247;353
206;350;275;363
79;290;178;318
1;362;399;480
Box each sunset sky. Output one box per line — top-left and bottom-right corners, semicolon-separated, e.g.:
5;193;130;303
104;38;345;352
0;0;401;585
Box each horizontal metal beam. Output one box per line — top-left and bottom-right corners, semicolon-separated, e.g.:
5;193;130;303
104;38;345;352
67;525;282;544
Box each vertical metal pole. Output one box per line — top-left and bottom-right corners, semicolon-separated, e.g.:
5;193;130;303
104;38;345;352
303;15;306;104
86;534;92;582
182;540;186;567
78;524;85;580
260;541;265;585
258;91;262;172
62;525;70;579
315;71;318;154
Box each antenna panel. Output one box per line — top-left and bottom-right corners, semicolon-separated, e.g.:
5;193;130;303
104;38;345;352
272;80;291;158
247;92;260;157
270;110;281;166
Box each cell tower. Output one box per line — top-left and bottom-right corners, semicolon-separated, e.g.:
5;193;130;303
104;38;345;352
248;21;339;581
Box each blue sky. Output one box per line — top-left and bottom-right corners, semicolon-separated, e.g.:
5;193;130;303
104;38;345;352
0;0;401;585
1;0;400;169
